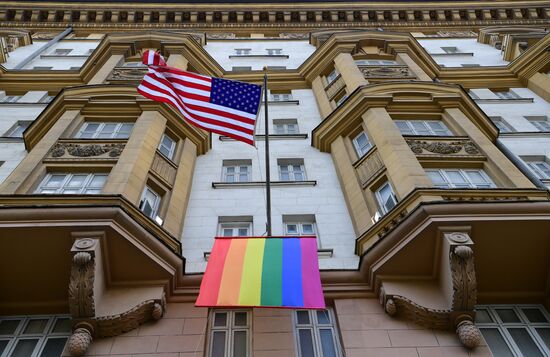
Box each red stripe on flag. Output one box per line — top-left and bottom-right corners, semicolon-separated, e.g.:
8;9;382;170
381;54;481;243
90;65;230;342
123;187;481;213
196;239;232;306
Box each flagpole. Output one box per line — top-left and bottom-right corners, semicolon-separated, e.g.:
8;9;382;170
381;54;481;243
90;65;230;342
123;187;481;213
263;68;272;236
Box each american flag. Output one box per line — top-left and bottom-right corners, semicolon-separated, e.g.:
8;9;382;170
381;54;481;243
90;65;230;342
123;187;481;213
137;50;262;146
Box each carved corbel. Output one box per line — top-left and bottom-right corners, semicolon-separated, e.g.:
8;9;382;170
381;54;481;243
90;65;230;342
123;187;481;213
69;238;97;318
67;322;95;357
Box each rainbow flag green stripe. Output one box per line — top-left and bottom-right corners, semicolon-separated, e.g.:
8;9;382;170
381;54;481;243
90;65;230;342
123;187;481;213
196;237;325;309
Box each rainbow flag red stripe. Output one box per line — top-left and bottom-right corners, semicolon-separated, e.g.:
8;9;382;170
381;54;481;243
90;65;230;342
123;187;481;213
196;237;325;309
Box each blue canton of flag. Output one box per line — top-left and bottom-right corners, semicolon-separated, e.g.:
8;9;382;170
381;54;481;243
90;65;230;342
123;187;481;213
210;78;262;115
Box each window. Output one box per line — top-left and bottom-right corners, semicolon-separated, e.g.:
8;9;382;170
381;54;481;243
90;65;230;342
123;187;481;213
476;305;550;357
266;48;283;55
284;215;316;236
158;134;176;160
234;48;251;56
494;90;521;100
352;132;373;158
294;309;342;357
271;93;292;101
490;117;514;133
355;59;398;66
525;161;550;179
326;69;339;84
4;121;31;138
232;66;252;72
526;116;550;132
395;120;453;136
139;186;162;221
426;169;495;189
441;46;460;54
222;160;251;183
208;310;250;357
53;48;72;56
375;182;398;214
32;66;53;70
76;122;134;139
278;159;306;181
334;93;348;107
273;119;298;134
0;95;21;103
267;66;286;70
36;173;107;194
218;220;252;237
0;315;72;357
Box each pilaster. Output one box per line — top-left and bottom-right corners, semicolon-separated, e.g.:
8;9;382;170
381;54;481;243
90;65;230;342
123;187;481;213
334;52;368;94
396;52;432;81
88;54;124;85
527;72;550;103
311;76;333;118
167;54;189;71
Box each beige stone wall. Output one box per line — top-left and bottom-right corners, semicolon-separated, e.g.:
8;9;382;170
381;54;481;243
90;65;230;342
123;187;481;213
335;298;493;357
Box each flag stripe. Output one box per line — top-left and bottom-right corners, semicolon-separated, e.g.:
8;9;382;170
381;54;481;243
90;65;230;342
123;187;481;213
195;238;231;306
217;239;248;306
282;238;304;307
261;238;283;306
301;238;325;308
239;238;265;306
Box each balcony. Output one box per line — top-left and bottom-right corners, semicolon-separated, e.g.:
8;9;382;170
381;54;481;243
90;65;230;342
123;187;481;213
358;65;416;81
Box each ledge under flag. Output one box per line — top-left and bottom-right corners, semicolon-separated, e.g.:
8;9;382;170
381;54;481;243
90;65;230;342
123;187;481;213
196;236;325;309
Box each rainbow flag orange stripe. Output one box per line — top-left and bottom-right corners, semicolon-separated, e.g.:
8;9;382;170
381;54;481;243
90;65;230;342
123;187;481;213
196;236;325;309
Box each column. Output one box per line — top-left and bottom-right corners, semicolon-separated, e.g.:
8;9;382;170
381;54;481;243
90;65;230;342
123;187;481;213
87;54;124;85
527;72;550;103
103;111;166;204
362;107;432;197
311;76;333;118
163;138;197;238
444;108;534;188
0;110;80;194
331;136;372;235
396;52;432;81
167;54;188;71
333;52;368;93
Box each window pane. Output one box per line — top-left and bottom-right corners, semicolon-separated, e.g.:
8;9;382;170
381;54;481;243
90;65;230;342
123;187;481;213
82;123;100;133
67;175;87;187
298;329;315;357
115;123;133;138
89;175;107;188
286;224;298;235
159;145;171;158
275;125;285;134
464;170;487;184
11;339;39;357
234;312;247;327
411;121;431;135
225;174;235;183
40;337;68;357
233;331;247;357
496;309;521;323
0;340;8;355
535;328;550;350
24;319;49;334
223;228;233;237
319;329;337;357
214;312;227;327
302;224;314;235
296;311;310;325
45;175;66;188
508;328;544;357
446;171;468;185
395;121;414;135
98;123;117;138
52;318;72;333
62;189;80;194
211;331;226;357
238;228;248;236
427;171;448;187
522;308;548;323
316;310;331;324
475;309;493;323
84;189;101;194
0;319;21;335
480;328;514;357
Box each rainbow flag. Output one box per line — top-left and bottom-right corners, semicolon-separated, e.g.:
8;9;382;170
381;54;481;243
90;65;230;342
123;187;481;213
196;236;325;309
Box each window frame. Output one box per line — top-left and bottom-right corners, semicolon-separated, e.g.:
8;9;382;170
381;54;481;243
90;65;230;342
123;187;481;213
158;133;177;161
293;309;343;357
490;116;515;133
35;173;108;195
76;122;134;139
207;310;251;357
278;160;306;182
222;161;252;183
494;90;521;100
139;185;162;221
426;168;496;189
284;221;316;236
354;59;399;66
352;131;373;158
526;116;550;132
266;48;283;56
234;48;252;56
374;181;398;215
0;315;72;357
218;222;252;237
0;95;21;103
326;69;339;84
525;161;550;179
273;119;299;135
441;46;460;54
270;93;293;102
394;120;453;136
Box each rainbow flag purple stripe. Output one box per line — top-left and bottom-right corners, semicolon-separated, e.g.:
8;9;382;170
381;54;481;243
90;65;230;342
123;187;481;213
196;236;325;309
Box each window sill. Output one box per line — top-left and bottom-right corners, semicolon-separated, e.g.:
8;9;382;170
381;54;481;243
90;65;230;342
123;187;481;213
0;136;24;143
261;100;299;105
499;131;550;137
204;248;332;261
219;134;308;141
40;54;90;59
0;102;49;105
228;55;289;59
212;180;316;188
473;98;534;103
429;52;474;56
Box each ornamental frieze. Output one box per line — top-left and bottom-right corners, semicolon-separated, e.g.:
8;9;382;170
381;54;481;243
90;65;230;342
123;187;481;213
360;65;416;79
406;139;480;155
49;143;125;158
107;67;148;82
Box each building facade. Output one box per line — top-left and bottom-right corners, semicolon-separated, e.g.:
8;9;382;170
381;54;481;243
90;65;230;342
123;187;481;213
1;1;550;357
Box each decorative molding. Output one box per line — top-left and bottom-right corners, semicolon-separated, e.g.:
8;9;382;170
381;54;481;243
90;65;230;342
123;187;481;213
49;143;125;158
450;244;477;311
67;326;94;357
376;210;407;239
359;65;416;80
207;33;236;39
406;139;480;156
68;248;95;318
279;33;309;39
442;194;529;201
107;67;148;83
95;298;164;337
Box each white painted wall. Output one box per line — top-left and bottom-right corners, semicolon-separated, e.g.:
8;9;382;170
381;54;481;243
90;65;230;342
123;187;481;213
182;87;358;272
204;40;315;70
418;38;508;67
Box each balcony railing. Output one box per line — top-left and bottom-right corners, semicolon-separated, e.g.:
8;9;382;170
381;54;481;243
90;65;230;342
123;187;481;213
353;147;385;187
358;65;416;81
106;67;148;84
